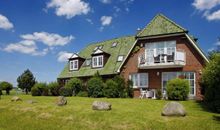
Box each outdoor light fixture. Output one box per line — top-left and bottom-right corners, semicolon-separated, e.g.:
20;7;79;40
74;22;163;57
157;72;160;76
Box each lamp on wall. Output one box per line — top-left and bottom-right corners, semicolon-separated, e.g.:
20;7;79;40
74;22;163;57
157;72;160;76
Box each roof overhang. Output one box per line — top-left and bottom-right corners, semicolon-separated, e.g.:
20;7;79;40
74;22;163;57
135;32;187;40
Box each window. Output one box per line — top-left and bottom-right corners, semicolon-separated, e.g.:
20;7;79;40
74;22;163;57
92;55;103;68
85;59;91;66
130;73;148;88
162;72;195;95
117;55;124;62
112;42;118;47
98;45;103;49
69;60;78;70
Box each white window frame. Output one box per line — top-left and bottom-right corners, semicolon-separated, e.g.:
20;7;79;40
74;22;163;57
92;55;103;68
129;73;149;88
69;60;78;71
161;72;196;96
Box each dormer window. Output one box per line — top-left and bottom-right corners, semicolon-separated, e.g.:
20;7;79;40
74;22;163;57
92;55;103;68
70;60;78;70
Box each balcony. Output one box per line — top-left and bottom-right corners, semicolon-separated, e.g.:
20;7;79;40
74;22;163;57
138;50;186;69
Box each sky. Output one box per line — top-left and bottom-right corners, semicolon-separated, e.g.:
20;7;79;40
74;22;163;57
0;0;220;86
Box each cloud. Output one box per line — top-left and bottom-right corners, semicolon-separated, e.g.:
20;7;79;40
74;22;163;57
21;32;74;46
192;0;220;21
47;0;90;19
100;0;111;4
100;16;112;26
57;51;73;62
0;14;14;30
86;18;93;24
4;40;48;56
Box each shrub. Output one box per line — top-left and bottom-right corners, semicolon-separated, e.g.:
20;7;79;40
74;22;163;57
103;79;119;98
125;80;134;98
166;78;189;101
87;76;104;98
0;88;2;99
201;53;220;113
65;78;82;96
156;89;162;100
113;75;126;97
77;91;88;97
31;83;48;96
59;87;72;97
48;82;61;96
0;81;13;95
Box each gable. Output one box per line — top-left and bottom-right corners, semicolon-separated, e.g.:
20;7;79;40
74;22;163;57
137;14;187;37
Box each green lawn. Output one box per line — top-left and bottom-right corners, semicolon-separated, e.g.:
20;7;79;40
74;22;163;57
0;94;220;130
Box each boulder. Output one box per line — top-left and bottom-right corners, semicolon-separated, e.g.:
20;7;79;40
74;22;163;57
27;100;37;104
161;102;186;116
92;101;111;111
56;96;67;106
11;96;22;102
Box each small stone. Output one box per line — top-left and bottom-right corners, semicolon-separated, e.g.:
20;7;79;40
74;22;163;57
27;100;37;104
92;101;111;111
56;96;67;106
161;101;186;117
11;96;22;102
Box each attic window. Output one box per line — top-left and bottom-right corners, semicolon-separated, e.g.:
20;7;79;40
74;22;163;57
117;55;124;62
112;42;118;47
70;60;78;70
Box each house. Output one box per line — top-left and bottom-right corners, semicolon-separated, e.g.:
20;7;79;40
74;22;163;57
58;14;209;99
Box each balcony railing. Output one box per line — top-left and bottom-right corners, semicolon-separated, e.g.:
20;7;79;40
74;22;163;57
138;50;186;69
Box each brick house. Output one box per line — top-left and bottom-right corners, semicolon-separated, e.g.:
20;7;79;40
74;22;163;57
58;14;209;99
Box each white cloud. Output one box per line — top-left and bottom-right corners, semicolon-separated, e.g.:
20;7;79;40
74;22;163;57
192;0;220;11
57;51;73;62
21;32;74;46
4;40;48;56
47;0;90;19
100;0;111;4
100;16;112;26
205;10;220;21
0;14;14;30
86;18;93;24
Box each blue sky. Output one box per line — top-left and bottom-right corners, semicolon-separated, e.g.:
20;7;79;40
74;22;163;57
0;0;220;86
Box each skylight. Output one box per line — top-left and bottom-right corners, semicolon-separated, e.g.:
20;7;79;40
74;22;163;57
117;55;124;62
112;42;118;47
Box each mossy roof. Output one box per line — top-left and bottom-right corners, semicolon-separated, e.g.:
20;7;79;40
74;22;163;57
58;36;135;79
137;13;187;37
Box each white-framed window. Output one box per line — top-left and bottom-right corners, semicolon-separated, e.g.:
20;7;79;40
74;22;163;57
129;73;148;88
92;55;103;68
69;60;78;70
162;72;196;95
117;55;124;62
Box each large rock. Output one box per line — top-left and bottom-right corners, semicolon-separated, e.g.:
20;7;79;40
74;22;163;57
92;101;111;111
161;102;186;116
56;96;67;106
11;96;22;102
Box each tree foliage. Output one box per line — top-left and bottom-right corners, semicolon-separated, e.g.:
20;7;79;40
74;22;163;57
87;76;104;98
17;69;36;94
201;53;220;113
31;83;48;96
103;79;119;98
0;81;13;95
65;78;83;96
48;82;61;96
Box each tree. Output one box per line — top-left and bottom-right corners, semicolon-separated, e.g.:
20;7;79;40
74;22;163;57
0;81;13;95
17;69;36;94
201;53;220;113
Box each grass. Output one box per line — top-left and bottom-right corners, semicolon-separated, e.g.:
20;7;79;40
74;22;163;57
0;93;220;130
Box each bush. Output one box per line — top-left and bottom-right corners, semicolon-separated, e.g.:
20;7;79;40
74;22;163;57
201;53;220;113
65;78;82;96
48;82;61;96
166;78;189;101
103;79;119;98
77;91;88;97
113;75;126;97
31;83;48;96
0;88;2;99
156;89;162;100
87;76;104;98
125;80;134;98
0;81;13;95
59;87;72;97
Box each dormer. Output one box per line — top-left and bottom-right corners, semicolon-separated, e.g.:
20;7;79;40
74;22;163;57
69;53;85;71
91;48;110;68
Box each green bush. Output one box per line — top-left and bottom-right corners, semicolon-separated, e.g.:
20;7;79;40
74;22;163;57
0;81;13;95
201;53;220;113
0;88;2;99
77;91;88;97
156;89;162;100
65;78;82;96
103;79;119;98
31;86;41;96
48;82;61;96
31;83;48;96
166;78;189;101
125;80;134;98
59;87;72;97
113;75;126;97
87;76;104;98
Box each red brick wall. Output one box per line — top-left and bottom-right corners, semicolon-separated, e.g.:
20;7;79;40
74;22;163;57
120;35;206;99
